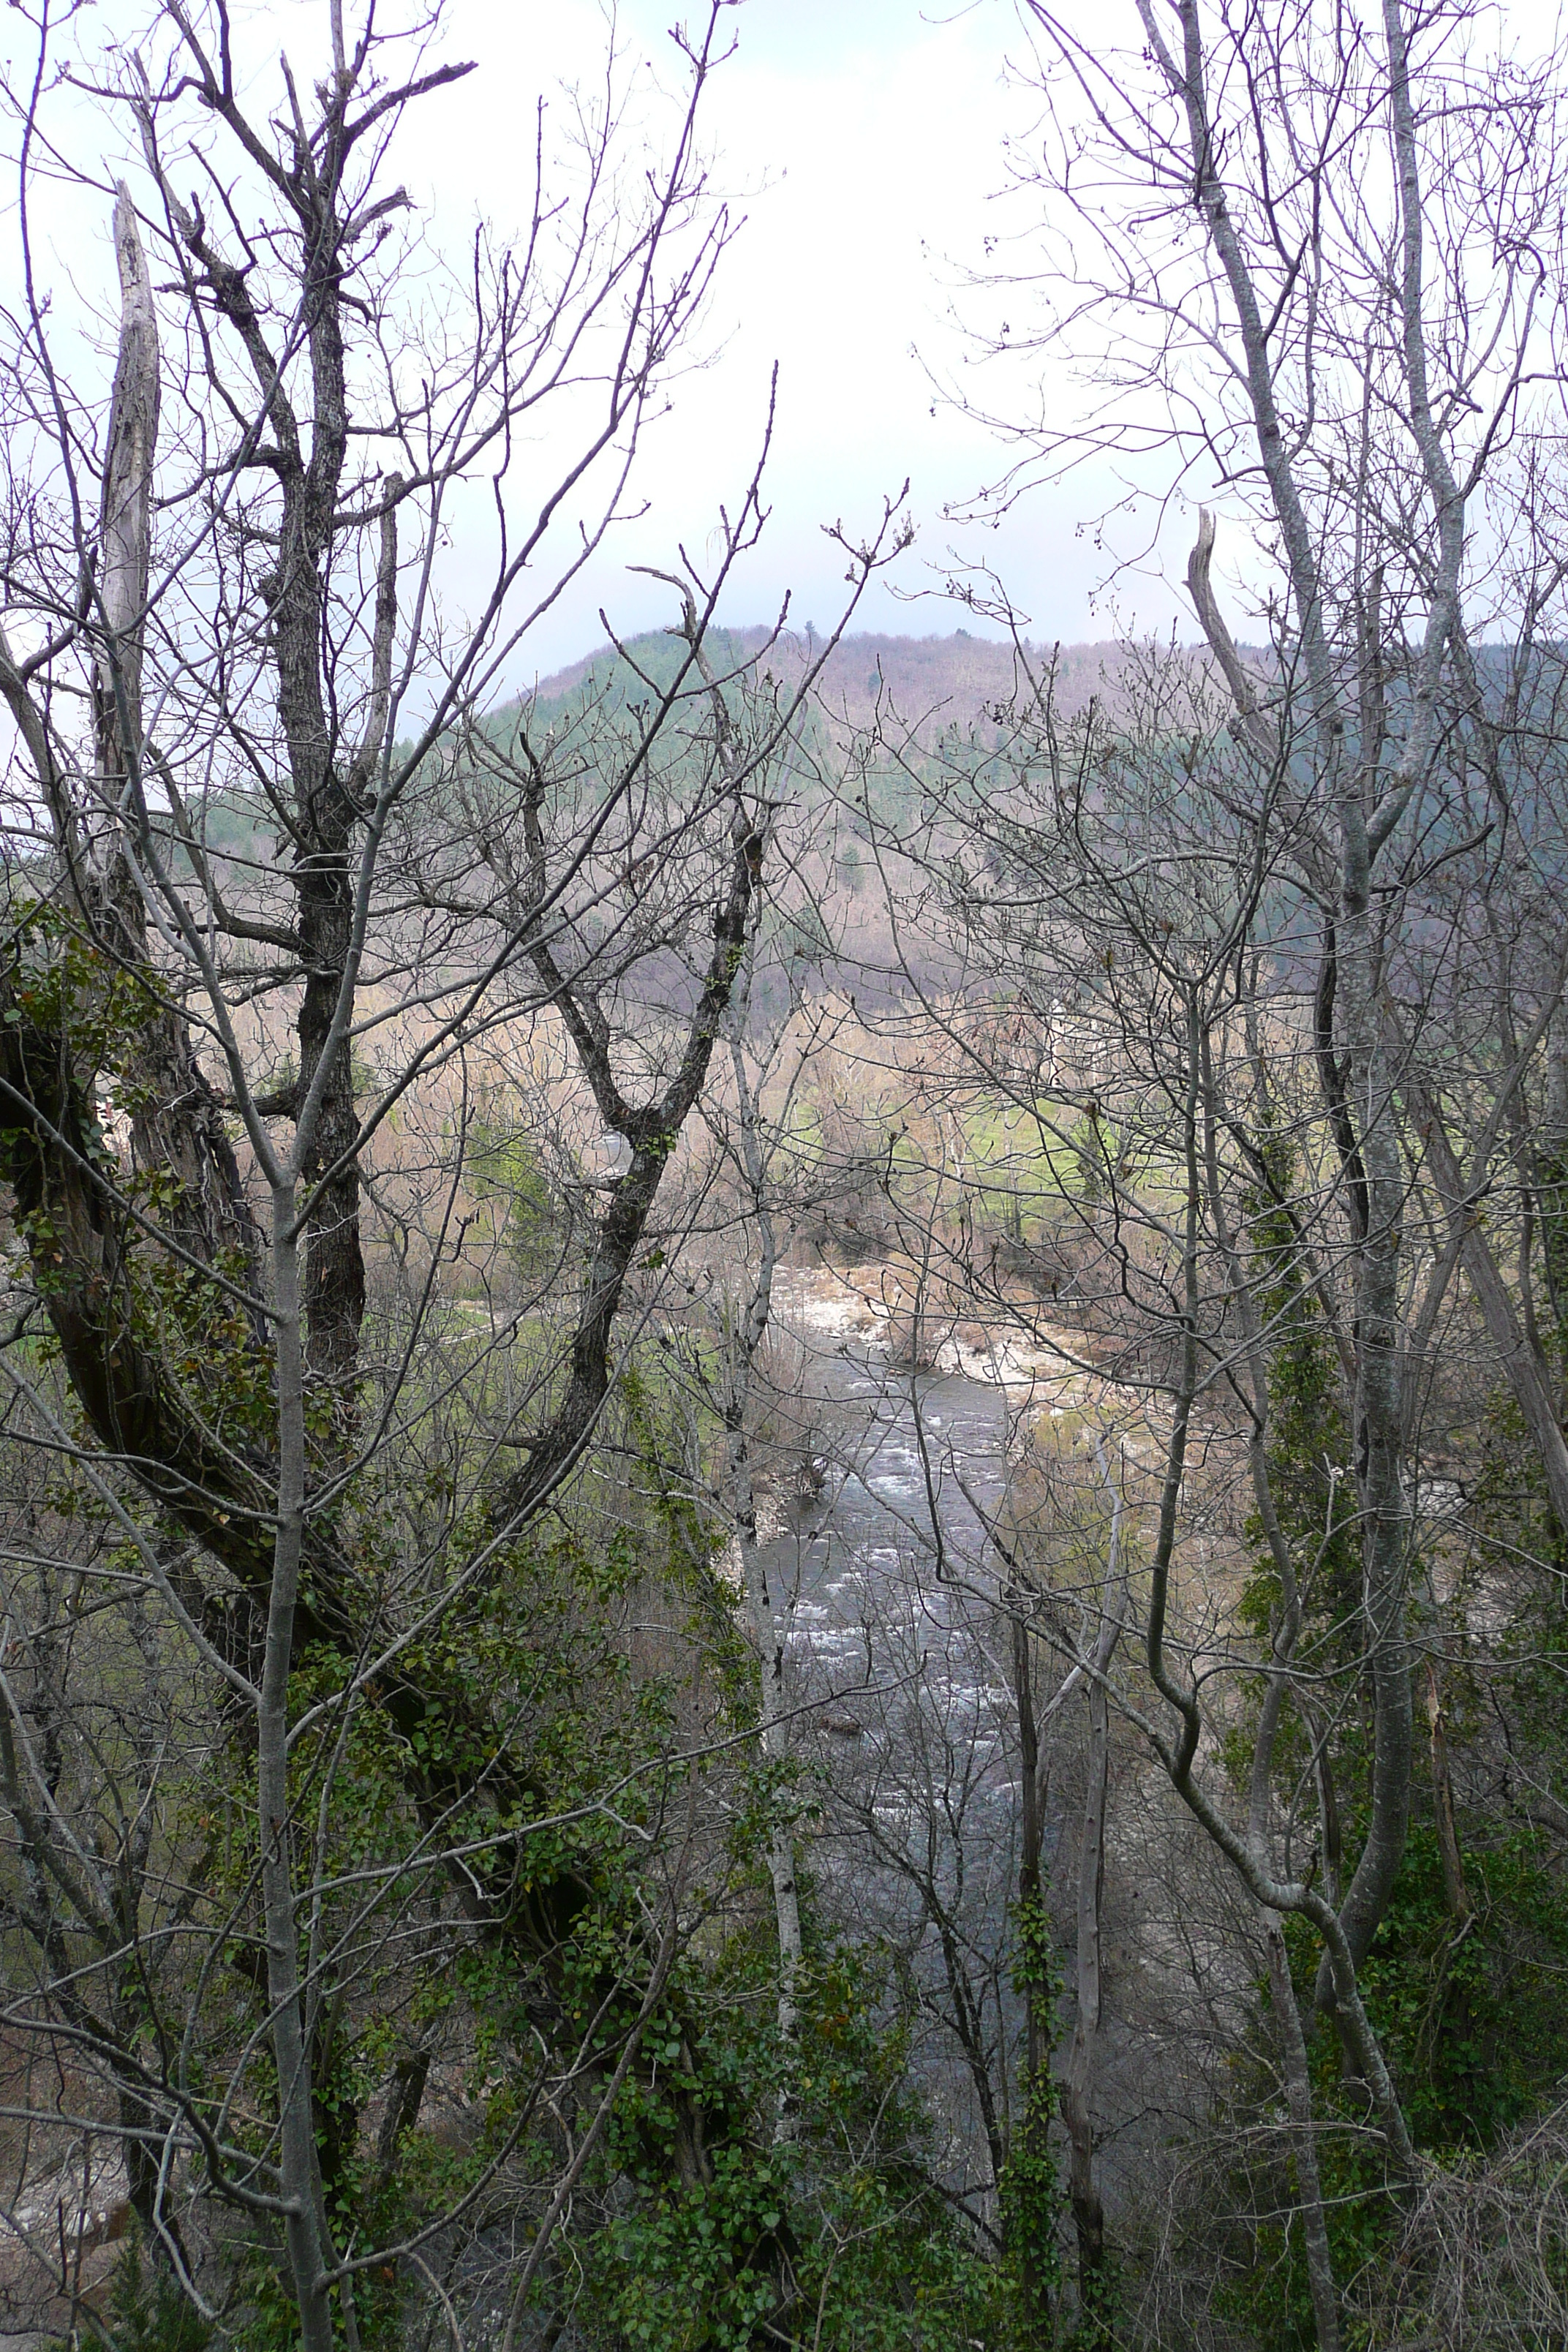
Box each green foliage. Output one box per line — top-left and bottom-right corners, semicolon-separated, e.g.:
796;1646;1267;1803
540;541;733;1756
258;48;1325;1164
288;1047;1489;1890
190;1499;707;2344
1470;1383;1568;1594
464;1093;562;1278
997;1891;1064;2340
1238;1115;1358;1651
47;2231;213;2352
0;898;285;1477
1223;1816;1568;2350
1;895;147;1079
1220;1122;1567;2342
19;1183;1003;2352
1353;1822;1568;2150
1536;1145;1568;1390
567;1940;995;2350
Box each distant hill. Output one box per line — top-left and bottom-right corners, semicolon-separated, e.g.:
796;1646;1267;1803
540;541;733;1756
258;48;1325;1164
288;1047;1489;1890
522;626;1172;741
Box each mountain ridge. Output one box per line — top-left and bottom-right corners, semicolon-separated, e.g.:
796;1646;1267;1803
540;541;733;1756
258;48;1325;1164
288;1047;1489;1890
521;625;1189;736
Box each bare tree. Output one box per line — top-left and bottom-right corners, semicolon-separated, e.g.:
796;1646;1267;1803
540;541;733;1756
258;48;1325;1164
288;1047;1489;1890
806;3;1568;2334
1055;1437;1127;2337
839;639;1425;2352
0;3;906;2339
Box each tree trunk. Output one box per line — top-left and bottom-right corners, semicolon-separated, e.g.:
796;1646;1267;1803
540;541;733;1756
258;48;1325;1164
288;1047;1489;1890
1417;1098;1568;1534
1267;1921;1344;2352
1060;1445;1125;2340
721;929;804;2115
1061;1670;1110;2334
92;184;159;822
1425;1661;1471;1921
1009;1611;1059;2337
1330;879;1414;1980
739;1499;804;2072
260;1193;333;2352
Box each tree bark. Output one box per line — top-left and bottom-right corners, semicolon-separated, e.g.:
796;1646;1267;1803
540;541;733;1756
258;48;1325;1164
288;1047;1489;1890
1060;1447;1124;2339
1010;1609;1058;2337
737;1445;804;2078
1333;896;1414;1975
92;184;159;817
1416;1098;1568;1534
1425;1660;1471;1921
146;95;369;1389
258;1194;334;2352
1267;1921;1344;2352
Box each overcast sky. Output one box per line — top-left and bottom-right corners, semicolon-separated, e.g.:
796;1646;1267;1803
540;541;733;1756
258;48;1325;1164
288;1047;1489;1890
418;0;1567;671
427;0;1101;671
5;0;1563;682
446;0;1161;668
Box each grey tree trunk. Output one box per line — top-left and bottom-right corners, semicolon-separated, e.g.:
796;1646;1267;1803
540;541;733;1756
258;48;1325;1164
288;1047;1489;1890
93;184;158;815
721;950;804;2091
259;1195;334;2352
1060;1446;1125;2337
1416;1100;1568;1534
1010;1606;1059;2337
739;1507;804;2062
1333;846;1414;1978
1267;1921;1344;2352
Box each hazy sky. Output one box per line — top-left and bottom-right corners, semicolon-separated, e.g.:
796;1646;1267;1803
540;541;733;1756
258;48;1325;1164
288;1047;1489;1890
430;0;1093;669
5;0;1564;683
411;0;1568;670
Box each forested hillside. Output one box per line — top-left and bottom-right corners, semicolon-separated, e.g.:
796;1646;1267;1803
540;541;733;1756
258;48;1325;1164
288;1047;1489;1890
525;626;1136;739
1;3;1567;2351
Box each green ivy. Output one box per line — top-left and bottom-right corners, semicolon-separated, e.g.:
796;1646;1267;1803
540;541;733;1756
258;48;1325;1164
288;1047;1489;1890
997;1890;1064;2342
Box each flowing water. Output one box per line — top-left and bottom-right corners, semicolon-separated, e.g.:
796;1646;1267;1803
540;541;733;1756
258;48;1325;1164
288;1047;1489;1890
759;1266;1019;1693
758;1267;1184;2213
